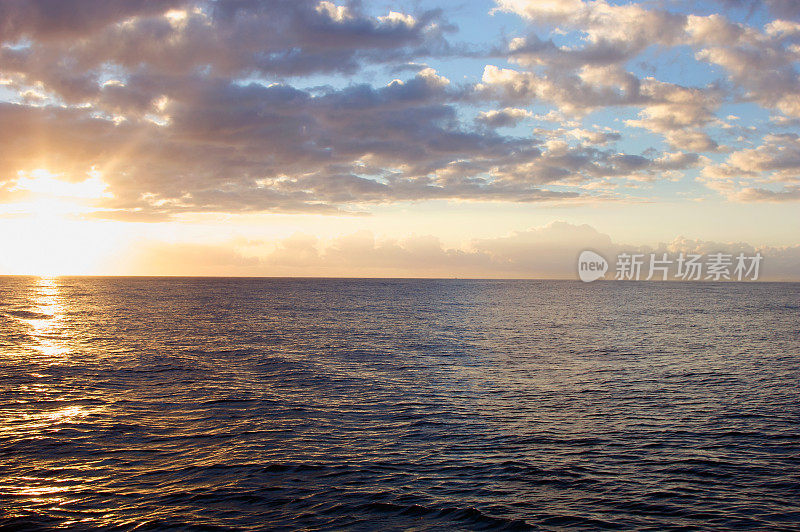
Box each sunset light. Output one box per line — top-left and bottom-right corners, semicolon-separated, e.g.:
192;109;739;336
0;169;122;275
1;1;799;531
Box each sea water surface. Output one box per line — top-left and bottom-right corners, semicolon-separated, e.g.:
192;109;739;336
1;277;799;531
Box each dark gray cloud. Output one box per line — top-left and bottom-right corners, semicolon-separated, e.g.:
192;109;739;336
0;0;449;86
0;0;187;42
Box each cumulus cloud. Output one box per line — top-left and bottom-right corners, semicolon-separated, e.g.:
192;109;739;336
702;133;800;200
681;10;800;120
476;6;725;153
486;0;800;169
735;186;800;202
476;107;532;128
0;0;188;42
477;64;645;116
624;79;723;151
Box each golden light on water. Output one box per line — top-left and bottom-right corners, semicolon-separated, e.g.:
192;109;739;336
0;273;106;524
0;276;103;440
19;276;69;360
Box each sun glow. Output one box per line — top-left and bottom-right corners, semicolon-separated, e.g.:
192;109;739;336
13;168;112;199
0;169;125;276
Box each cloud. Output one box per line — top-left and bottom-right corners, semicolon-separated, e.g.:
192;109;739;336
477;64;645;116
120;221;800;280
734;186;800;201
126;241;263;276
0;0;188;42
5;54;700;215
476;107;532;128
488;0;689;111
0;0;799;217
687;12;800;119
0;69;592;215
495;0;686;52
702;133;800;201
624;79;723;151
487;0;800;155
478;41;724;153
0;1;448;83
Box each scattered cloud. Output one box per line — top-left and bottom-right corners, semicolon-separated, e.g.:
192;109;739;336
476;107;532;128
702;133;800;200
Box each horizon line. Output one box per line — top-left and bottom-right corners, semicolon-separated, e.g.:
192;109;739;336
1;274;797;283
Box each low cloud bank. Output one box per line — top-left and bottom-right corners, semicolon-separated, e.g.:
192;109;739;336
126;222;800;280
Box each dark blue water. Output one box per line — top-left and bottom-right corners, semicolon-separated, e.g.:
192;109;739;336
1;277;799;530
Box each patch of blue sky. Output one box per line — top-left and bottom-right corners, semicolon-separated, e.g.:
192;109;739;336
0;85;19;104
652;168;711;200
1;38;32;51
232;71;355;93
230;1;662;103
424;56;504;85
95;63;130;87
716;102;771;124
710;104;771;148
671;0;774;28
362;0;529;42
583;106;665;153
629;44;721;87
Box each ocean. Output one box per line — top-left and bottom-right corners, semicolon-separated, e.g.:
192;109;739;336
1;277;798;530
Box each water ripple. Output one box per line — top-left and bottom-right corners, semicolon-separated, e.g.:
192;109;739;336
0;277;798;530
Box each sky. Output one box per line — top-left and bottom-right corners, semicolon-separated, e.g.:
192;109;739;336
0;0;798;278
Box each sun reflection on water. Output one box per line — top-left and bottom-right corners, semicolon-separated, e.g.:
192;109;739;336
1;277;106;513
3;404;100;437
21;276;70;359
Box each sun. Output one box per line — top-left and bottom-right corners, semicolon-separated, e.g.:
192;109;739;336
0;168;125;276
